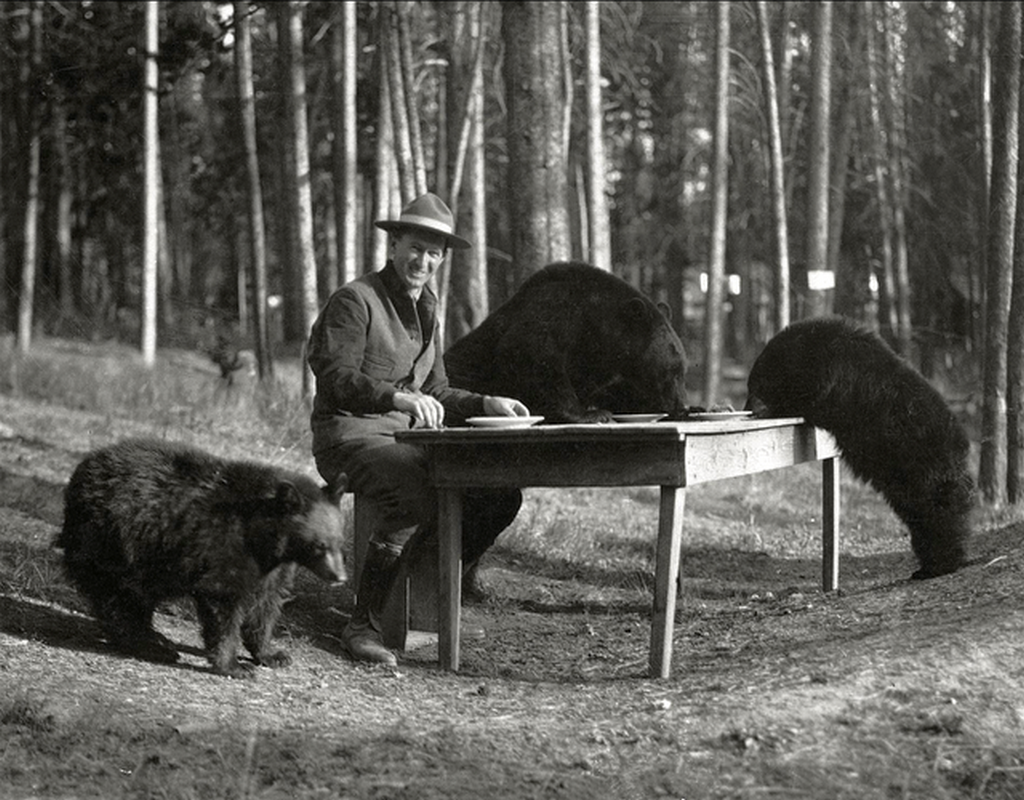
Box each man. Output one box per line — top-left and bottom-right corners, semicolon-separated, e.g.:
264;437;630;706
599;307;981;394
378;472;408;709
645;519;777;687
307;192;529;666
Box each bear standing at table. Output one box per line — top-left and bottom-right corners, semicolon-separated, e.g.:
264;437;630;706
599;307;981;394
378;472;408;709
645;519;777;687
307;193;530;666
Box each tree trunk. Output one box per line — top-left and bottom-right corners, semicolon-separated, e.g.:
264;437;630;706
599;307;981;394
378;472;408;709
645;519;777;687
776;1;796;216
331;1;358;289
881;2;912;353
502;0;571;284
394;1;427;196
756;0;790;335
978;1;993;353
16;0;42;354
584;0;611;271
703;0;730;408
276;4;301;344
52;85;74;320
979;0;1021;506
381;5;418;203
866;1;897;339
373;43;394;270
443;1;488;344
141;0;159;366
1007;53;1024;502
234;0;273;380
825;1;861;309
283;1;319;395
804;0;832;320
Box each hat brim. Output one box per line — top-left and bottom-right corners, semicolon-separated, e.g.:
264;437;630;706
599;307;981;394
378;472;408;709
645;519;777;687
375;220;472;249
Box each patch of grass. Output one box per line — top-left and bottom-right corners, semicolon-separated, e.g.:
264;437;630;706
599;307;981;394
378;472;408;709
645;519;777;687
0;540;67;602
0;690;56;733
0;337;314;464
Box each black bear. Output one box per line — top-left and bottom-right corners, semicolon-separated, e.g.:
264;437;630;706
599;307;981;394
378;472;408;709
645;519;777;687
444;262;689;423
55;438;348;678
745;317;974;579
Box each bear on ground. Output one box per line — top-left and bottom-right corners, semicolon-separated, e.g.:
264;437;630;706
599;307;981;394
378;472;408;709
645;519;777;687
444;262;690;423
745;316;974;579
55;438;348;678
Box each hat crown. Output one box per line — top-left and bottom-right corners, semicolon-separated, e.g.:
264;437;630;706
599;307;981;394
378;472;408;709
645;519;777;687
374;192;471;248
396;193;454;235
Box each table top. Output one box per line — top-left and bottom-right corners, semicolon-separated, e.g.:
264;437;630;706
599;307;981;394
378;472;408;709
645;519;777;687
396;416;810;443
396;417;838;488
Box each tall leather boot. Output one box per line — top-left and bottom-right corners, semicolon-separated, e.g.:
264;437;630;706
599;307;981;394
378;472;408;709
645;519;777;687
342;541;403;666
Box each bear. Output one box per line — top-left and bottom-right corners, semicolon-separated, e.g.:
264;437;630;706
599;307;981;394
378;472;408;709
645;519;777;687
54;438;348;678
745;316;974;579
444;262;689;424
439;262;690;599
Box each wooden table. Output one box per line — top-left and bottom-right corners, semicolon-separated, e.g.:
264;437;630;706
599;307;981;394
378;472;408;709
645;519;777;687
395;417;840;678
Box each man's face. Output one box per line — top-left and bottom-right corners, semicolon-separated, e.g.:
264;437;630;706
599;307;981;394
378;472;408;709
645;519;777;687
392;230;448;296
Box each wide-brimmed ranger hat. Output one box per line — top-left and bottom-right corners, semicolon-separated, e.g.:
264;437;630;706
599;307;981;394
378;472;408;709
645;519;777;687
375;192;471;249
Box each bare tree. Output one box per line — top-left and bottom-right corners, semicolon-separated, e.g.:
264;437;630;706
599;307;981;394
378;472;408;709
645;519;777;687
282;1;319;395
979;0;1021;506
381;4;421;203
866;0;897;337
394;1;427;196
881;2;912;352
503;0;571;283
373;48;395;270
978;2;993;352
16;0;42;354
443;1;489;342
756;0;790;334
331;1;358;289
52;81;74;322
584;0;611;271
234;0;273;380
825;2;861;315
804;0;832;320
1008;75;1024;502
703;0;730;408
141;0;159;366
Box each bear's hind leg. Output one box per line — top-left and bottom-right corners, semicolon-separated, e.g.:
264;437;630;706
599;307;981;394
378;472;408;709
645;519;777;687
99;595;178;663
70;568;179;663
241;565;294;669
195;595;253;678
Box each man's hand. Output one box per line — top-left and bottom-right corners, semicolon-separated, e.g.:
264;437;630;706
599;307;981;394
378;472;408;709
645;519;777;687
482;395;531;417
394;391;446;429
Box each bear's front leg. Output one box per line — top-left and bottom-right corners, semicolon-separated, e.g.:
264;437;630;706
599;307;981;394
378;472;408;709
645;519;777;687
241;565;295;668
195;594;255;678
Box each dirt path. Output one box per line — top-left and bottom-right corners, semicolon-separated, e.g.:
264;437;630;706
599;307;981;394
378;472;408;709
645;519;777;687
2;392;1024;799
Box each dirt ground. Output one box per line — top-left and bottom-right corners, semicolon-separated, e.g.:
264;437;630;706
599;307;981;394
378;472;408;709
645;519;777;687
3;386;1024;799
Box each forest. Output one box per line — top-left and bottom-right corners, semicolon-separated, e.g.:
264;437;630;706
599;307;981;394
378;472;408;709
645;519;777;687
1;1;1022;501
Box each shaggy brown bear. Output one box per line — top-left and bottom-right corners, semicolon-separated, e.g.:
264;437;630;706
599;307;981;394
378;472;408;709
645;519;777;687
746;317;974;579
55;439;348;677
444;262;689;423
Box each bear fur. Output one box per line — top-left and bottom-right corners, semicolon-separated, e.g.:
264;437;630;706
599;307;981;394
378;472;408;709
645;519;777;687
444;262;689;423
55;438;348;677
745;317;974;579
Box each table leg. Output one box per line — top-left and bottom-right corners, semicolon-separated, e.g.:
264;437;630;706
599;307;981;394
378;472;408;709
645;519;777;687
822;456;840;592
650;486;686;679
437;487;463;671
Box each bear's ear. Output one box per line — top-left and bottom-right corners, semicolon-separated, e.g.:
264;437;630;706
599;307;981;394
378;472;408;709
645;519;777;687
325;474;348;505
620;296;654;327
275;481;304;515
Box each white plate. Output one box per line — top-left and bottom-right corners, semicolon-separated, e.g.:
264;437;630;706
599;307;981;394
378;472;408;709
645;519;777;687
465;416;545;428
687;410;753;421
611;413;668;423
